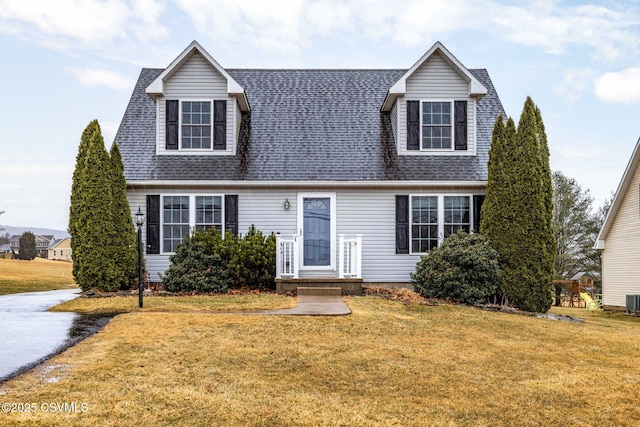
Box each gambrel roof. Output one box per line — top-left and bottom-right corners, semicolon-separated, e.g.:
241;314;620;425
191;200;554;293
116;65;504;183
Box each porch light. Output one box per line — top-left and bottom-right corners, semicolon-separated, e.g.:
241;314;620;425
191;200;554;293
134;207;146;228
283;199;291;210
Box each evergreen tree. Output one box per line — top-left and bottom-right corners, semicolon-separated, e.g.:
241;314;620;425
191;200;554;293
18;232;37;260
481;98;554;312
74;125;119;291
69;120;99;286
109;143;138;290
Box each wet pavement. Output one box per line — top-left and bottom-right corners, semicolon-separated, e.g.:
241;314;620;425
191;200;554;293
0;289;111;382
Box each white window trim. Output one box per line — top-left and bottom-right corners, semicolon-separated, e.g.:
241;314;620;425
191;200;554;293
160;194;225;255
409;194;473;255
179;99;213;152
400;99;476;156
297;192;337;271
156;97;236;156
419;99;455;152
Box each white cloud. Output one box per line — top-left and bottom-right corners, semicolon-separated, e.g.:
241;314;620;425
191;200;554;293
70;67;131;91
172;0;640;66
553;68;596;103
594;67;640;104
0;0;167;48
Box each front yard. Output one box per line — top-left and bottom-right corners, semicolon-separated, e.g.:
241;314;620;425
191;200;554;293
1;295;639;426
0;258;76;295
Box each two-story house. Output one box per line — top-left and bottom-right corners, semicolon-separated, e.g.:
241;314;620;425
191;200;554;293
115;41;505;292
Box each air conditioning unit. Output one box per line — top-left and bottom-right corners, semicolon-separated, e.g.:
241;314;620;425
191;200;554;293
626;295;640;313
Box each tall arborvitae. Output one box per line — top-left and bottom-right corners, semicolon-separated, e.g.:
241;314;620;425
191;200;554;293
75;125;120;291
481;98;554;312
482;117;518;304
69;120;99;286
109;143;138;290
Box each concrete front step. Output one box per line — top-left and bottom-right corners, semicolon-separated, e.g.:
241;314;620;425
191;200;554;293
275;278;363;295
297;286;342;296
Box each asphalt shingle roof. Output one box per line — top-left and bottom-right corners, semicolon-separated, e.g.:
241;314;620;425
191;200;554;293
116;68;505;182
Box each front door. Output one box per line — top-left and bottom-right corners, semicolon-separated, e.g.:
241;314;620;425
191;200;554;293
299;194;335;269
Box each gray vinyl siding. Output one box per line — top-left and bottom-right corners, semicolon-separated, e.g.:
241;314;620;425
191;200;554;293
127;186;480;282
398;51;476;155
602;164;640;308
156;51;236;155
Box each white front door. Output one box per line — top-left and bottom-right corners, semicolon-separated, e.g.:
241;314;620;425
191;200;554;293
298;193;336;270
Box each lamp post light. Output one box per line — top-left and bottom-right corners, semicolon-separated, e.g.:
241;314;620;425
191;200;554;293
134;207;146;308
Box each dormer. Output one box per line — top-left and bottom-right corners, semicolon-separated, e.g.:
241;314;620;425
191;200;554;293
382;42;487;156
146;41;250;156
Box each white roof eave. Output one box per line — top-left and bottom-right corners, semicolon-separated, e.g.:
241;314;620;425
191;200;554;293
381;41;487;112
145;40;250;112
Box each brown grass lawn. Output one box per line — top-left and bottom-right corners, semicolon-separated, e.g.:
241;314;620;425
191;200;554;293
1;295;639;426
0;258;76;295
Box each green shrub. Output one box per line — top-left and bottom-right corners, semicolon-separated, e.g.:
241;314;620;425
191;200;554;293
162;225;276;293
163;229;228;293
227;225;276;291
411;231;500;305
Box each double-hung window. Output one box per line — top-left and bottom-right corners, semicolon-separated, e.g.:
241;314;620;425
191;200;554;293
181;101;211;149
195;196;222;232
410;195;471;254
422;101;452;150
163;196;190;253
162;195;223;253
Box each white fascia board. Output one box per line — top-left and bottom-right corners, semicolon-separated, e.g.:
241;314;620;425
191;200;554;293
145;40;250;112
595;137;640;245
127;180;488;190
381;41;487;112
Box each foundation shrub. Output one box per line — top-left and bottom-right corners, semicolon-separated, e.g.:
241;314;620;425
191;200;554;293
411;231;500;305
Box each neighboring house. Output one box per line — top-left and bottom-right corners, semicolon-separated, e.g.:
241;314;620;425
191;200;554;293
115;40;505;289
48;237;72;261
36;235;55;258
9;234;56;258
9;235;20;254
595;138;640;310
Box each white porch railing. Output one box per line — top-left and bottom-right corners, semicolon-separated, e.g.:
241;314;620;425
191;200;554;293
276;234;300;278
338;234;362;279
275;233;362;279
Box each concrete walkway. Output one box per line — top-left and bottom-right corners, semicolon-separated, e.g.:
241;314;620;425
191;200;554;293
219;288;352;316
267;294;351;315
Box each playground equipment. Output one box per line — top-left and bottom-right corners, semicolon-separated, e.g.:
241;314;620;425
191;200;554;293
553;272;601;309
579;292;600;311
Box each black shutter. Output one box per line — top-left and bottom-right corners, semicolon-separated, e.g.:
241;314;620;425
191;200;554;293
454;100;467;151
166;100;179;150
473;195;485;233
225;195;238;235
396;195;410;254
147;195;160;254
407;100;420;150
214;100;227;150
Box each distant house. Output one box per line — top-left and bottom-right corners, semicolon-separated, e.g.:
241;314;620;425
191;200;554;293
9;233;57;258
114;40;505;290
595;137;640;309
48;237;72;261
9;235;20;254
36;235;55;258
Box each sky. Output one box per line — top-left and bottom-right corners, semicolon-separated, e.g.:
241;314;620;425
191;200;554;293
1;0;639;231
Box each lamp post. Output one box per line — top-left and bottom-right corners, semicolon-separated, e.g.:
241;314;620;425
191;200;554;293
134;207;146;308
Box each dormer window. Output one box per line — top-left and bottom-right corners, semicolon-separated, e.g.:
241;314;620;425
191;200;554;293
182;101;211;149
165;99;226;151
407;100;467;152
422;101;452;150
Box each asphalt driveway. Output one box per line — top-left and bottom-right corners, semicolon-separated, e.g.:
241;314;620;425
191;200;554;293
0;289;81;381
